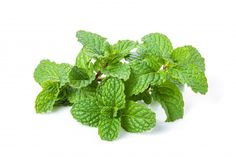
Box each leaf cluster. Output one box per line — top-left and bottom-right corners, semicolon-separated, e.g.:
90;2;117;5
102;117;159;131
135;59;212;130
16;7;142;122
34;30;208;141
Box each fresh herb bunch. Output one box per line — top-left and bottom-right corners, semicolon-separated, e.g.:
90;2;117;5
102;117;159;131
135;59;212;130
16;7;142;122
34;30;208;141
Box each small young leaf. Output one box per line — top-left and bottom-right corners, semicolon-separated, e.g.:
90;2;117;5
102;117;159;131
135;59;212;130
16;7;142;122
152;81;184;122
121;101;156;132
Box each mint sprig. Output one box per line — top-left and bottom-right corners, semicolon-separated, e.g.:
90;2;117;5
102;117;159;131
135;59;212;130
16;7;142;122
34;30;208;141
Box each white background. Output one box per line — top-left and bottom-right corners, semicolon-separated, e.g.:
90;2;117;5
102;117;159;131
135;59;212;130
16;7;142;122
0;0;235;156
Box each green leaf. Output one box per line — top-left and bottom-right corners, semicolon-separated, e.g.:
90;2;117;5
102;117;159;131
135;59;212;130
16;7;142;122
68;85;97;104
152;82;184;122
69;66;95;88
100;106;118;119
71;97;100;127
170;78;185;91
56;85;72;100
111;40;138;62
70;66;90;80
170;64;208;94
76;47;95;72
97;77;126;109
139;33;173;58
76;30;110;58
101;62;130;81
129;58;154;76
76;48;93;69
130;89;152;104
54;99;71;107
142;54;164;71
171;46;205;71
35;82;60;113
121;101;156;132
34;60;72;87
98;118;121;141
126;71;167;96
112;40;137;54
55;85;73;106
125;58;167;96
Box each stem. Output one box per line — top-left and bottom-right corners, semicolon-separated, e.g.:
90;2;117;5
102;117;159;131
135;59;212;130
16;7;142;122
95;71;102;80
163;62;169;70
97;78;103;81
163;65;167;70
95;71;104;82
95;63;108;82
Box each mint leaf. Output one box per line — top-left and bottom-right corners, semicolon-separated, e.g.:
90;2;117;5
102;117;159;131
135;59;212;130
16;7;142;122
76;30;110;58
121;101;156;132
128;58;154;76
170;64;208;94
70;66;90;80
98;118;121;141
112;40;137;54
71;97;100;127
34;60;72;87
142;54;164;71
55;85;74;106
130;89;152;104
126;71;166;96
97;77;125;109
76;48;93;69
35;82;60;113
170;46;207;94
101;62;130;81
100;106;118;119
68;86;96;104
171;46;205;71
125;58;167;96
111;40;138;62
139;33;173;58
139;91;152;104
152;81;184;122
69;66;95;88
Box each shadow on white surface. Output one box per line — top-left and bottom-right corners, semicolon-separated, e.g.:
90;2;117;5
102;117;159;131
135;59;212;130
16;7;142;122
149;121;173;134
119;128;129;140
52;105;71;112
